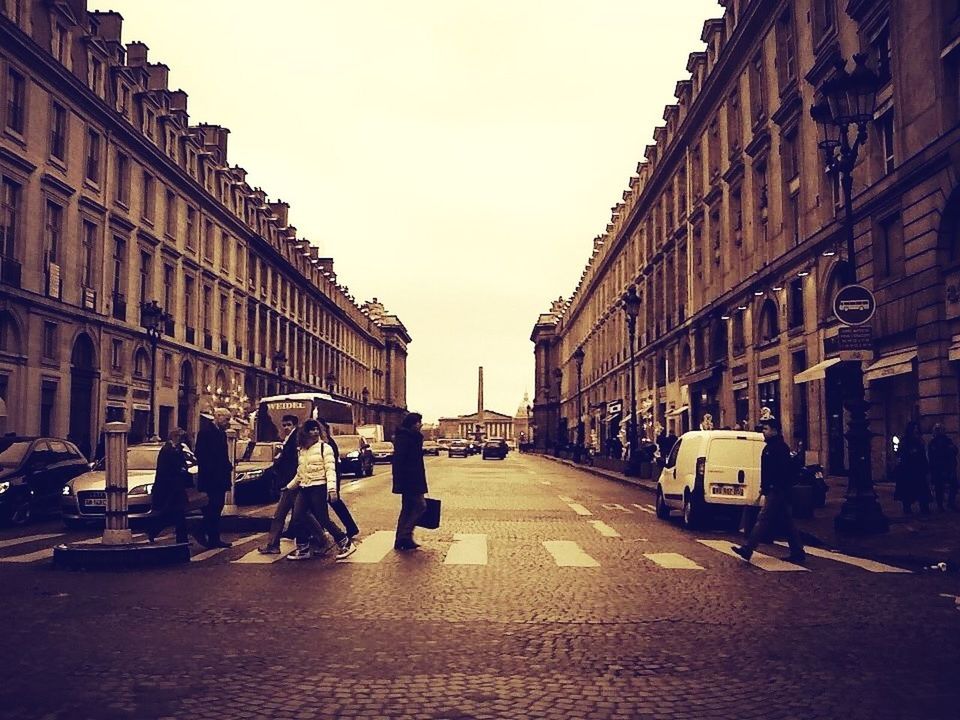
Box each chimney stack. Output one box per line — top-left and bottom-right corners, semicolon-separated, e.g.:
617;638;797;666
477;367;484;416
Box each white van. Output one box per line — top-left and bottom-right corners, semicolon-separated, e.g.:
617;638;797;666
655;430;765;529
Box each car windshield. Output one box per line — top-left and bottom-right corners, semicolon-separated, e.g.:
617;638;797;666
127;446;162;470
245;443;277;463
0;440;31;468
371;442;393;451
336;435;362;451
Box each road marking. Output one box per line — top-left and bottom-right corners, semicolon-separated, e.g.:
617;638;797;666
601;503;633;513
0;533;137;563
233;538;296;563
644;552;704;570
632;504;656;515
772;541;911;573
190;533;263;562
588;520;621;537
443;533;488;565
567;503;593;516
543;540;599;567
558;495;573;502
539;480;552;485
0;533;64;550
696;540;809;572
339;530;395;563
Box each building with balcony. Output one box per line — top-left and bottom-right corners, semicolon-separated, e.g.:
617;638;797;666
532;0;960;484
0;2;410;456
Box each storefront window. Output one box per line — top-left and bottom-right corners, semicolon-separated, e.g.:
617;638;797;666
757;380;780;424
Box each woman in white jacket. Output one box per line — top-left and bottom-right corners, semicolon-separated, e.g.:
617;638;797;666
286;419;357;561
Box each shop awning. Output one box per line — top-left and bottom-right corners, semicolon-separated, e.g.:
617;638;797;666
666;405;689;417
793;357;842;384
864;349;917;383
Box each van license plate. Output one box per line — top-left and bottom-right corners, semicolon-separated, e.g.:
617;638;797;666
711;484;744;497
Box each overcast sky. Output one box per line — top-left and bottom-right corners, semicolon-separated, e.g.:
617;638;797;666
105;0;720;423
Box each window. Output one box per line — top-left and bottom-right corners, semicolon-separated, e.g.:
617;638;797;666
775;9;797;90
749;52;765;125
812;0;837;43
877;110;895;174
142;172;155;221
163;353;172;381
203;219;214;260
163;264;174;317
111;338;123;370
42;321;57;360
117;83;130;118
731;186;743;245
85;129;101;183
185;207;196;250
50;102;67;161
758;300;779;341
80;220;96;287
788;192;801;245
111;237;126;296
115;152;130;205
791;350;809;448
88;56;103;96
133;348;148;378
51;23;68;63
727;88;742;155
872;23;892;85
219;293;228;339
184;276;195;331
757;380;780;423
1;177;20;258
138;250;152;306
234;301;242;344
733;312;745;354
44;200;63;265
165;190;176;236
754;161;769;244
876;212;905;279
782;132;799;180
6;67;25;134
202;286;212;332
788;278;804;329
220;233;230;271
708;117;721;178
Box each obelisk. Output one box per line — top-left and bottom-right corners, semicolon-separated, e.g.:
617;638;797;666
478;366;484;415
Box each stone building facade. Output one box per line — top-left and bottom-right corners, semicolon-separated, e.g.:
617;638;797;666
0;2;410;456
532;0;960;483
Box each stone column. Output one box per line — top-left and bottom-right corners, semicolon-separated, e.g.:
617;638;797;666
102;422;133;546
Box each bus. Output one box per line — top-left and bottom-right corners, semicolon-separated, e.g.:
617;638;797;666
255;392;355;442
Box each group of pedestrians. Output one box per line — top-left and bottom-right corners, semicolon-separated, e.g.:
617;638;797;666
893;421;959;514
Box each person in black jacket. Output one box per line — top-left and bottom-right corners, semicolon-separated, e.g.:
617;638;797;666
194;407;233;548
928;423;959;511
258;415;308;554
392;412;427;551
318;420;359;538
147;428;193;543
732;417;805;563
895;421;931;514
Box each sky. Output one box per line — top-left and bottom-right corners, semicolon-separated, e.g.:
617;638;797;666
104;0;720;423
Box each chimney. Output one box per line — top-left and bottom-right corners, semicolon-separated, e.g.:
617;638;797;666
169;90;188;114
267;201;289;227
126;41;148;66
90;11;123;42
478;367;484;415
146;63;169;91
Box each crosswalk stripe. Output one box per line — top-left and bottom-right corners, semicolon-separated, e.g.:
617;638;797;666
696;539;809;572
443;533;487;565
645;552;704;570
558;495;573;502
233;538;296;563
0;533;138;563
631;503;656;515
772;541;911;573
339;530;395;564
543;540;599;567
567;503;592;516
190;533;264;563
589;520;621;537
0;532;64;550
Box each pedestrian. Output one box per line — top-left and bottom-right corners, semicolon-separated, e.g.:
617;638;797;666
147;427;193;544
194;407;234;548
258;415;308;554
393;411;428;551
928;423;959;511
732;417;806;564
894;421;931;515
317;420;360;539
286;419;356;561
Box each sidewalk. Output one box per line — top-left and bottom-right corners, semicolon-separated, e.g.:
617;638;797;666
539;453;960;571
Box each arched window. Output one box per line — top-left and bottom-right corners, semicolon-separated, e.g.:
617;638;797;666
821;266;844;323
733;312;746;354
710;319;727;363
133;348;150;378
679;342;692;376
0;312;23;354
758;299;780;342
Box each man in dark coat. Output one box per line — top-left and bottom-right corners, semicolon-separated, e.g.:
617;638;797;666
258;415;303;554
194;407;233;548
392;412;427;551
928;423;959;511
732;417;805;563
147;427;193;543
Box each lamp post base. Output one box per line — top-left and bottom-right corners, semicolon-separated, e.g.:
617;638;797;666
834;494;889;534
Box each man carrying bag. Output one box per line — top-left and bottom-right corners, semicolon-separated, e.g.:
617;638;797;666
392;412;430;551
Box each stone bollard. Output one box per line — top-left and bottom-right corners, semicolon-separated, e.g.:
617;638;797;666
102;422;133;546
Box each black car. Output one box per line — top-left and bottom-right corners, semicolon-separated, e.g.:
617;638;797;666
481;439;509;460
0;436;90;525
335;435;375;477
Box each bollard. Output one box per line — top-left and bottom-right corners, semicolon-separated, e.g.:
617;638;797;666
102;422;133;545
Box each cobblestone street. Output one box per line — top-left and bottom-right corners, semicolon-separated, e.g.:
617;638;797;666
2;454;958;719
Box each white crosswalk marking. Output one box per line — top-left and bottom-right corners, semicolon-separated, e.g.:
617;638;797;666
233;538;296;564
696;540;809;572
558;495;573;502
339;530;395;564
644;553;704;570
0;533;64;549
190;533;264;562
0;533;137;563
631;503;656;515
543;540;599;567
772;541;911;573
588;520;621;537
444;533;488;565
601;503;633;513
539;480;552;485
567;503;592;516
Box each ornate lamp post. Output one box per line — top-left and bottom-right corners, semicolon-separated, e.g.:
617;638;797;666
810;53;887;533
361;386;369;424
621;285;641;475
272;349;287;395
325;370;337;394
140;299;169;441
572;345;585;462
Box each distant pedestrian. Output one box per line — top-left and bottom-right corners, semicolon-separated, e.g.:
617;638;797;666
258;415;306;554
393;412;428;551
147;428;193;544
732;417;805;564
194;407;234;548
928;423;959;511
894;421;931;515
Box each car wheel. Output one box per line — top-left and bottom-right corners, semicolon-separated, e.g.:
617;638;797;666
655;488;671;520
682;492;702;530
9;498;32;526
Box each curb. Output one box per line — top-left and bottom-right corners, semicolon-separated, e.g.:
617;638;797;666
53;541;191;569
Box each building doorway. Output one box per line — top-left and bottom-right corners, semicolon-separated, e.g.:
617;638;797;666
825;363;846;475
69;333;98;458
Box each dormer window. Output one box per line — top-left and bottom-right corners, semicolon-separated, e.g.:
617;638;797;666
52;23;69;65
88;56;104;97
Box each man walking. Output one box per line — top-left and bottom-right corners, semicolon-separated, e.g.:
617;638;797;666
392;412;427;551
195;407;233;548
147;427;193;544
928;423;959;511
732;417;805;564
258;415;305;554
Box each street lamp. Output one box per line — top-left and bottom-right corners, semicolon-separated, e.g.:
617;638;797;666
325;370;337;394
810;53;888;533
140;299;169;442
572;345;585;462
622;285;641;475
361;386;369;424
272;349;287;394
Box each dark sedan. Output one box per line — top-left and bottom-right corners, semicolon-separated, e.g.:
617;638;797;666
0;436;89;525
336;435;375;477
481;439;509;460
448;440;470;458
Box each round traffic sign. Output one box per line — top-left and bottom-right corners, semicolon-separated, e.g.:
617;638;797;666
833;284;876;325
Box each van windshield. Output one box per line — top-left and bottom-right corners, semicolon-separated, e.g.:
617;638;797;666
708;438;760;466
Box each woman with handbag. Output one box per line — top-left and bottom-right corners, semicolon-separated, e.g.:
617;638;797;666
392;412;428;551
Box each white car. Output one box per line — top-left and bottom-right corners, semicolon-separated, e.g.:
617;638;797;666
655;430;764;529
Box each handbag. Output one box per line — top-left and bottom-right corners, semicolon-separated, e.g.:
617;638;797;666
416;497;441;529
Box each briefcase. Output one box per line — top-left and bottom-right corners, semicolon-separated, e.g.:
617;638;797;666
416;498;441;529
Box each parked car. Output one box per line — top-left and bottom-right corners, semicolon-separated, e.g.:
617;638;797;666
436;438;453;453
61;442;205;528
370;441;395;464
481;439;508;460
422;440;441;456
448;440;470;458
335;435;374;477
0;436;89;525
234;441;282;503
655;430;764;529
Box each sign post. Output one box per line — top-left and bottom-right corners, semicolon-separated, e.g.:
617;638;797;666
833;284;876;361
